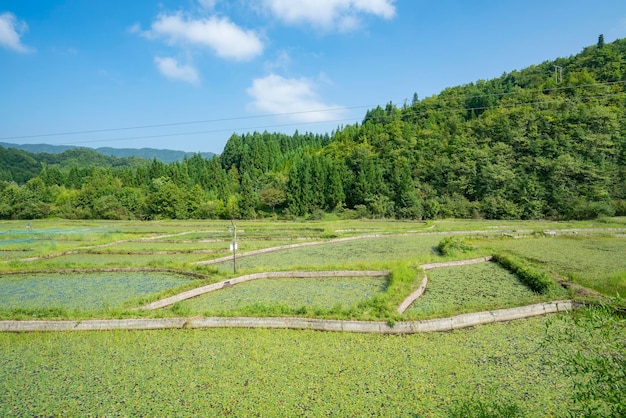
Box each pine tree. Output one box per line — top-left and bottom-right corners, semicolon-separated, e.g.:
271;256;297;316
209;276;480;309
239;172;258;219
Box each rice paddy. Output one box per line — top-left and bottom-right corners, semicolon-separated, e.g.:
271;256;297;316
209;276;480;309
0;218;624;416
0;272;193;311
178;275;388;314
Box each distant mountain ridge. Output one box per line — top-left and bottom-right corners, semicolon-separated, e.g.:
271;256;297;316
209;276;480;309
0;142;215;163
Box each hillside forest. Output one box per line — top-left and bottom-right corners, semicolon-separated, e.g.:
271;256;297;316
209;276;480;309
1;36;625;221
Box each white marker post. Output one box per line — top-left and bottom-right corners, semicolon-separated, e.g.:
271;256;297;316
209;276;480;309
228;221;237;273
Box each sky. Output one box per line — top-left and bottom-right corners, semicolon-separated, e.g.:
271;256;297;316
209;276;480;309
1;0;625;154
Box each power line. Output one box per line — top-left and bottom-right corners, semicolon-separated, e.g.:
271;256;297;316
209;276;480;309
0;105;374;141
62;118;358;146
56;91;625;147
2;80;624;144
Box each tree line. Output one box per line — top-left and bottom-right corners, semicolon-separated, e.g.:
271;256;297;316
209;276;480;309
1;35;625;221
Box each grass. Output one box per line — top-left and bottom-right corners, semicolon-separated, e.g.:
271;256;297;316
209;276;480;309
5;253;210;270
170;263;420;321
93;239;300;253
0;316;577;417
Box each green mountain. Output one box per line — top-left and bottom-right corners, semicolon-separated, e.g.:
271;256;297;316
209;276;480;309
222;35;626;220
0;147;41;184
0;146;145;184
95;147;214;163
0;142;214;163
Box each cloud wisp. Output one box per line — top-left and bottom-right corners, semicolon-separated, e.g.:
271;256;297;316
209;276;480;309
261;0;396;32
247;73;346;122
0;12;33;53
197;0;220;10
142;13;263;61
154;57;200;84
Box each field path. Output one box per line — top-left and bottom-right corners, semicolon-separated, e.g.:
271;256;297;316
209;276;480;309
0;300;578;333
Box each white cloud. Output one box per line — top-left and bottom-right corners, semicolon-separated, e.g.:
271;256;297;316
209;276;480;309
261;0;396;31
0;12;33;53
247;73;345;122
197;0;220;9
155;56;200;84
264;50;291;72
143;13;263;61
128;22;141;34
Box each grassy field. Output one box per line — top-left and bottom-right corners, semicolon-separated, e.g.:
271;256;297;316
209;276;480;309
0;218;624;318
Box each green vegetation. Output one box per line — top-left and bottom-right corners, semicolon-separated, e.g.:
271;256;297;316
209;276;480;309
0;317;578;417
173;262;421;321
0;272;192;311
492;252;559;294
484;236;626;296
448;399;524;418
0;218;624;416
178;276;388;315
0;142;213;163
2;38;626;221
405;262;549;318
0;146;143;185
0;218;623;319
544;300;626;417
437;236;474;256
216;234;445;271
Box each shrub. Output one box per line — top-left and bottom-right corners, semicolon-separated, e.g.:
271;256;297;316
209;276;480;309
493;253;557;294
437;237;473;256
544;300;626;417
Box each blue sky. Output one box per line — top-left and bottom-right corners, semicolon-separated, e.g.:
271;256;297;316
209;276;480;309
1;0;625;154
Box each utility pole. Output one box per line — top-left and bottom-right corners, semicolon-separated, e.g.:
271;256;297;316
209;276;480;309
228;221;237;274
554;65;563;84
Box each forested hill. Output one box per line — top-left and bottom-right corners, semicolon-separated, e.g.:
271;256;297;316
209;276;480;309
0;146;145;184
0;142;215;164
1;36;625;221
221;35;626;220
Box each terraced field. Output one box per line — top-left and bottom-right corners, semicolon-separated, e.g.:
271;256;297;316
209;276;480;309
0;317;577;417
483;235;626;296
405;261;549;319
0;218;624;416
178;275;389;314
214;234;448;271
0;272;193;311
